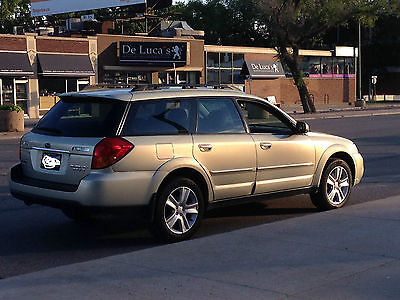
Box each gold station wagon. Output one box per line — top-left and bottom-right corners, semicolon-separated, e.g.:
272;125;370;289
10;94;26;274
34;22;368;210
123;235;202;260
9;85;364;242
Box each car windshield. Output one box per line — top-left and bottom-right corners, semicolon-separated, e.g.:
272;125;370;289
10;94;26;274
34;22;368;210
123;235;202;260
32;96;127;137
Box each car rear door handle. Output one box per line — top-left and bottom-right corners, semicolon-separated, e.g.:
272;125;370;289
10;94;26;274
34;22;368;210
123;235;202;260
198;144;213;152
260;142;272;150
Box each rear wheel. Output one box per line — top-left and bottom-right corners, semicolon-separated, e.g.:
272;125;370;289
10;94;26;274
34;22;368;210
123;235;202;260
311;159;353;210
151;177;204;243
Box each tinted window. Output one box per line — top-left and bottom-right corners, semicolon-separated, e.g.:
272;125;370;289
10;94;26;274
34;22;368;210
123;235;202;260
238;100;292;134
197;98;245;134
122;98;195;136
32;97;127;137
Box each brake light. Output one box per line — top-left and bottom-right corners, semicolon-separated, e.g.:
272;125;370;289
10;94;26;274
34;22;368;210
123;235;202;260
92;137;134;169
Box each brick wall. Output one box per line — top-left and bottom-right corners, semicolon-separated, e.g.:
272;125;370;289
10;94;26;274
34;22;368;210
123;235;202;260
0;36;26;51
36;38;89;53
246;77;355;105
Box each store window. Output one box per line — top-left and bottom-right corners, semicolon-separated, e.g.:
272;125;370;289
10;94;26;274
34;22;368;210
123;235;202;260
206;52;244;85
0;78;14;105
104;71;150;85
39;77;90;111
158;71;200;85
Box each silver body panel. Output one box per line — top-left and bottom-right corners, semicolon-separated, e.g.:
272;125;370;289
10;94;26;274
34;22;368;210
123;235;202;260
9;88;364;211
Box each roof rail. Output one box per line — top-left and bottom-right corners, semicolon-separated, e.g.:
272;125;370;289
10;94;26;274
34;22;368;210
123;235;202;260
82;83;242;92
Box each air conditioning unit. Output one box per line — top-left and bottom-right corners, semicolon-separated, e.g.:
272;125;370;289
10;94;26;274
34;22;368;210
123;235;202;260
13;26;25;35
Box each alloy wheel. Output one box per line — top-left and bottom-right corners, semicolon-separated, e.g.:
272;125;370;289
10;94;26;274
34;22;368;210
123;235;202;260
326;166;350;205
164;186;199;235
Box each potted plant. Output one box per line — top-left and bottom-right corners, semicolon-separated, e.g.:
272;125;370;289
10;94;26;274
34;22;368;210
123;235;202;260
0;104;24;132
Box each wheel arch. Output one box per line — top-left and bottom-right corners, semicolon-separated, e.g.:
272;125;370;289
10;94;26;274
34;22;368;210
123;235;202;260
148;158;214;208
313;146;356;188
157;167;211;207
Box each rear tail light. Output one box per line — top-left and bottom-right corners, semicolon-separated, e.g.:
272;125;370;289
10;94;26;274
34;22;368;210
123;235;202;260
92;137;134;169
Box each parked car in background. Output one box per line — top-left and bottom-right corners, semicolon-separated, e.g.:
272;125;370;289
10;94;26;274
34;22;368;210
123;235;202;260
9;85;364;242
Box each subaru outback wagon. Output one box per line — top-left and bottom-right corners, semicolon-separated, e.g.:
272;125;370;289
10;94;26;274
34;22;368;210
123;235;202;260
9;86;364;242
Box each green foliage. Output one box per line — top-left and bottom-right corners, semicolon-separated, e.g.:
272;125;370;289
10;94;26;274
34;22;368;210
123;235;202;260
0;104;23;112
170;0;266;46
0;0;32;33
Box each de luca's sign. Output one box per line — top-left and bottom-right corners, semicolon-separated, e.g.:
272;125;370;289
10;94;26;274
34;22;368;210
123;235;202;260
30;0;145;17
119;41;187;65
243;60;285;79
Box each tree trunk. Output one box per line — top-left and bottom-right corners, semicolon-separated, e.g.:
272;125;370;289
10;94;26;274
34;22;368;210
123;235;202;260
277;44;316;113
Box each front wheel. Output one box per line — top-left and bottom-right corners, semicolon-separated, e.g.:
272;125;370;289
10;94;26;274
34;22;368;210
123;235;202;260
151;177;204;243
310;159;353;210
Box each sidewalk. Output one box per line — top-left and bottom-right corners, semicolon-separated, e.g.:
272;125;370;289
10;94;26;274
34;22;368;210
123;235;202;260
1;195;399;299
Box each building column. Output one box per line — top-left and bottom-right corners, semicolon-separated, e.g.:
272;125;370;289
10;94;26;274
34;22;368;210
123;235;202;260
88;36;98;85
26;33;39;119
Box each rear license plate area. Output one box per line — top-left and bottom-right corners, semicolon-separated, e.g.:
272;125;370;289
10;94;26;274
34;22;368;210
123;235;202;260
41;152;62;171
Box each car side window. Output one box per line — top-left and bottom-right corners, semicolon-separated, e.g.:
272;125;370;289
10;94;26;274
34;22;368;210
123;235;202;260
122;98;195;136
237;100;293;134
197;97;246;134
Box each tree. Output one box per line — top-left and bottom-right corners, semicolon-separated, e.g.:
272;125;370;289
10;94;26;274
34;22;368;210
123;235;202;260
171;0;265;46
254;0;391;113
0;0;32;33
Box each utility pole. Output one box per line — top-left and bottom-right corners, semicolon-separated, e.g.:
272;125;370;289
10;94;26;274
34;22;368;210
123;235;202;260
358;21;362;100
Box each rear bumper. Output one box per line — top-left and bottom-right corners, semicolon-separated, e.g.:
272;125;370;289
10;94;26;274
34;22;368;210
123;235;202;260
9;163;156;214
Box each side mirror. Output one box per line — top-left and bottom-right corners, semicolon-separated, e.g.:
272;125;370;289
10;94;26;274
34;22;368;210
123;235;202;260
296;121;310;134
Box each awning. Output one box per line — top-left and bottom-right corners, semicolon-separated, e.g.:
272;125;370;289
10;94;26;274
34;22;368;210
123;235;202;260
0;52;34;76
38;54;95;77
242;60;285;79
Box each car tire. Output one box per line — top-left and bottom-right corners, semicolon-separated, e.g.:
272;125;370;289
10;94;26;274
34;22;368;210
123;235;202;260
310;159;353;210
151;177;204;243
62;208;92;222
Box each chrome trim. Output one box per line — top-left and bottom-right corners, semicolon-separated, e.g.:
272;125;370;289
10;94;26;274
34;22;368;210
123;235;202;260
31;146;70;154
210;167;255;175
116;102;131;136
257;162;314;171
215;181;254;190
257;174;313;185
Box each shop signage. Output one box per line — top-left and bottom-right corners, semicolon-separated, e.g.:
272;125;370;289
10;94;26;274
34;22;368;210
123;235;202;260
119;41;187;64
30;0;145;17
243;60;285;79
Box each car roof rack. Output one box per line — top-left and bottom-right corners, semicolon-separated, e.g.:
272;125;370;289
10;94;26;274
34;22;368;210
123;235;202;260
83;83;242;92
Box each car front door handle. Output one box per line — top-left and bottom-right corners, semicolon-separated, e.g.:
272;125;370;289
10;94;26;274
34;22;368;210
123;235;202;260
260;142;272;150
198;144;213;152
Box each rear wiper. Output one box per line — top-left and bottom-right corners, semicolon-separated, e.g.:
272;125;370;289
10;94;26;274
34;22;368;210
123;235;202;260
35;126;62;135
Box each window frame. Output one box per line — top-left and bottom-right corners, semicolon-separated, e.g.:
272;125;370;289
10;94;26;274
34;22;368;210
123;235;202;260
235;97;298;135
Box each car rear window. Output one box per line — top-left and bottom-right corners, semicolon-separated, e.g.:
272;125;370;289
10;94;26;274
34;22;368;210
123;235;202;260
32;97;127;137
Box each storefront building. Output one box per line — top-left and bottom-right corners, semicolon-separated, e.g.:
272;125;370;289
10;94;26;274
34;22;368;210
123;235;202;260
1;32;357;117
205;45;357;105
0;36;34;115
97;34;204;87
0;34;96;118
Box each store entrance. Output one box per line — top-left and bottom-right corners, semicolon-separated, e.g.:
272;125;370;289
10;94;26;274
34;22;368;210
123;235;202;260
0;78;29;114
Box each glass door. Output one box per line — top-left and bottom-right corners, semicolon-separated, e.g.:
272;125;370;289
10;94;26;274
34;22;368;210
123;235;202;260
15;79;29;114
1;78;15;106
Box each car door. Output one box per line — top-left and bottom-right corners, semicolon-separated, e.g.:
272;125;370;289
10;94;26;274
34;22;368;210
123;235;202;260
192;97;256;200
237;99;315;194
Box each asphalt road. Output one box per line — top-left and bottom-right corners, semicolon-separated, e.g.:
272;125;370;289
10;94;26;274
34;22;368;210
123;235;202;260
0;114;399;279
